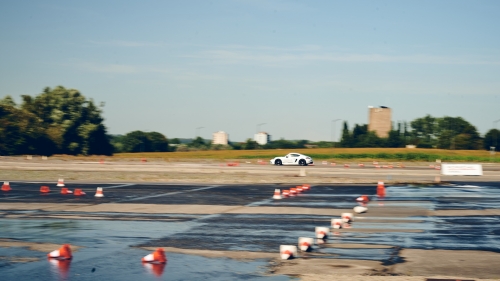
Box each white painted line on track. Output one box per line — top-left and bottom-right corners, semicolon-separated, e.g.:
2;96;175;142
119;185;222;202
101;184;134;189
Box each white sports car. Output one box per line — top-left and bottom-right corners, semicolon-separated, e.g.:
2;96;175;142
270;153;314;166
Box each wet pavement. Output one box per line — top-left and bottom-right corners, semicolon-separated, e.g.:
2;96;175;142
1;181;500;279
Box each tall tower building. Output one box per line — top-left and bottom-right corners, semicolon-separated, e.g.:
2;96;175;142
212;131;229;145
368;106;392;138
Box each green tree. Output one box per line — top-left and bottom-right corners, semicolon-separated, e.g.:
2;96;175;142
0;104;57;155
244;138;259;150
189;136;208;148
386;129;403;148
19;86;113;155
339;121;353;148
121;131;169;152
410;114;437;145
484;129;500;151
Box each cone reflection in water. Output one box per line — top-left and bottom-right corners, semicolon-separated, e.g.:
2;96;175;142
49;258;71;279
143;262;166;277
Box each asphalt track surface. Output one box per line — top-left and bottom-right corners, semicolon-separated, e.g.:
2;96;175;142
1;181;500;280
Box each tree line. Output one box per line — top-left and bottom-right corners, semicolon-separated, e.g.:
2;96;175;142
2;87;499;155
339;115;500;151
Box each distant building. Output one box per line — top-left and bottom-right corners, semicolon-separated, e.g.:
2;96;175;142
212;131;229;145
368;106;392;138
254;132;271;145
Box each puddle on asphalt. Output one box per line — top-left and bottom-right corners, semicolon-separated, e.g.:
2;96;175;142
0;219;289;280
1;246;288;281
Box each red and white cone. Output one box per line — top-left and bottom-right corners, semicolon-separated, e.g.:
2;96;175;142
298;237;314;252
57;178;65;187
354;206;368;214
273;189;282;200
47;244;72;260
377;181;386;197
94;187;104;198
341;213;353;223
142;248;167;264
1;181;11;192
279;245;297;260
331;219;343;229
315;227;330;239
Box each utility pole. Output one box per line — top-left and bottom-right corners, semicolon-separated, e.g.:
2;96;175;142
331;119;341;151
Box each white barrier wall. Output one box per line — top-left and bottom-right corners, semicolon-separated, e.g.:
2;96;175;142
441;164;483;176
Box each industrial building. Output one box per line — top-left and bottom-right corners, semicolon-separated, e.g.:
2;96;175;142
254;132;271;145
368;106;392;138
212;131;229;145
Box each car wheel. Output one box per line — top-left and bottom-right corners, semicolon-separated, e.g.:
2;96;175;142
299;159;306;166
275;159;282;165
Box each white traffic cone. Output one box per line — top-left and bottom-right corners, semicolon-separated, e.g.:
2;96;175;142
280;245;297;260
341;213;353;223
315;227;330;239
273;189;282;199
94;187;104;197
298;237;314;252
57;178;65;187
331;219;343;229
354;206;367;214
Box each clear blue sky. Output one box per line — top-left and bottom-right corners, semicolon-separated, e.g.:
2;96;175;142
1;0;499;141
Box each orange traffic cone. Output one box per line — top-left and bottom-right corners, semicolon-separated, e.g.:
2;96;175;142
302;184;310;191
356;195;370;203
377;181;386;197
94;187;104;197
289;188;297;196
296;185;303;193
47;244;72;260
272;189;281;199
74;189;86;196
142;248;167;264
57;178;65;187
61;188;73;194
1;181;11;192
40;186;50;193
282;190;290;197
